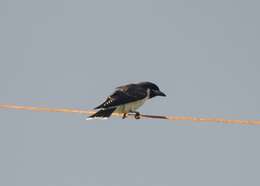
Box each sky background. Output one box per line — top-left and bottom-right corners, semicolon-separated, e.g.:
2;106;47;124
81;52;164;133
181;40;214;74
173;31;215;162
1;0;260;185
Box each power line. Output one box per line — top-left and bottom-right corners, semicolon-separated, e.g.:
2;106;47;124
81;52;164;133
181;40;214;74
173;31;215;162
0;104;259;126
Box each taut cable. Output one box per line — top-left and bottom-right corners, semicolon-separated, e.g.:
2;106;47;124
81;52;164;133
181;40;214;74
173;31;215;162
0;104;259;126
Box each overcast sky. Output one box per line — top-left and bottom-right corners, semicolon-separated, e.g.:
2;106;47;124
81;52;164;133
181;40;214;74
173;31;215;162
1;0;260;186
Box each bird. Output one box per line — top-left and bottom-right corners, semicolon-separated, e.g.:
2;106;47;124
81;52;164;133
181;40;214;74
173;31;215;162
89;81;166;119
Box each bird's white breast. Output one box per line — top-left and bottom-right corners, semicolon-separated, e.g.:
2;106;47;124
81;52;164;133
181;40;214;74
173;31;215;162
115;98;147;113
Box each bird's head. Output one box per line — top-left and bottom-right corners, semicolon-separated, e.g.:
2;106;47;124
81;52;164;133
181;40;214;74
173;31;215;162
138;82;166;98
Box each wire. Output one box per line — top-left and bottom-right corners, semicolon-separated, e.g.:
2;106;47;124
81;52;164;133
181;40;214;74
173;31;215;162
0;104;259;126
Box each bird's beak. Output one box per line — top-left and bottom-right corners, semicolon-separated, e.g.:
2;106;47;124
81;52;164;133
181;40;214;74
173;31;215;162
155;90;166;97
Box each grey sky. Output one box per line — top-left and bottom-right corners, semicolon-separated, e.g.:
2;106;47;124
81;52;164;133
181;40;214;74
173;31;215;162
1;0;260;186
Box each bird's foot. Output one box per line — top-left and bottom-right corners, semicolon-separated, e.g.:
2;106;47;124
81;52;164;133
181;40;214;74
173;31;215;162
122;113;127;119
134;112;141;119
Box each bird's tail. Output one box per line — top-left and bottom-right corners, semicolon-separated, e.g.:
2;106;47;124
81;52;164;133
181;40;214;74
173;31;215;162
89;108;116;118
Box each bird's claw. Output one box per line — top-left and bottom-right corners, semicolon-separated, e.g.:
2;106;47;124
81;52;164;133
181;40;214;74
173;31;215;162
122;112;140;119
134;112;141;119
122;113;127;119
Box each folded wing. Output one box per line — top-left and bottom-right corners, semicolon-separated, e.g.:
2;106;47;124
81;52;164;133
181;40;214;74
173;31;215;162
95;85;147;109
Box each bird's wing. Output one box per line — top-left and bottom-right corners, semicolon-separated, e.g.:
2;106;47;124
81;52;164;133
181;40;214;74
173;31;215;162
95;85;147;109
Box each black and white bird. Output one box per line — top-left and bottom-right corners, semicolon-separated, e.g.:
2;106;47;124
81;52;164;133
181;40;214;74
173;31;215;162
89;82;166;119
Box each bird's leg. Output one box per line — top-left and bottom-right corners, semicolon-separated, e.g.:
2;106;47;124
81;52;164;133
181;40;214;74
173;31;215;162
135;112;141;119
130;111;141;119
122;113;127;119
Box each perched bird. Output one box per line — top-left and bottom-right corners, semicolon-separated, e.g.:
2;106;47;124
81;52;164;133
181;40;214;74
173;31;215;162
89;82;166;119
